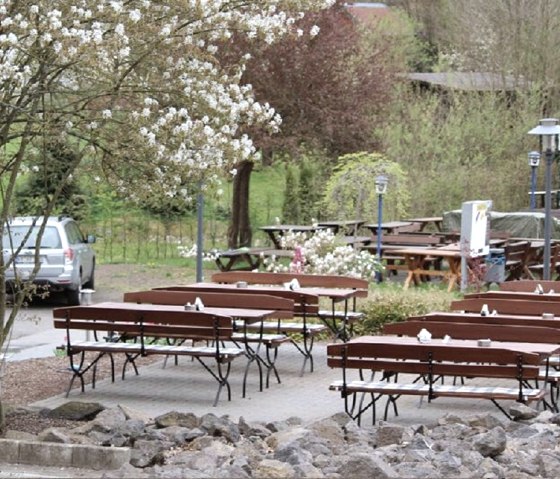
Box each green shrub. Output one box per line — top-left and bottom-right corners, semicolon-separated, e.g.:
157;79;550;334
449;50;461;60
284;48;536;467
356;285;454;335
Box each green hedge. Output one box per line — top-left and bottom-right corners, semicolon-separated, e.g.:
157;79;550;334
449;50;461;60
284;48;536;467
356;285;455;335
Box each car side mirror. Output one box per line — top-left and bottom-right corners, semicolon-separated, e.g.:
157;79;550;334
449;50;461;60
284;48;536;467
86;234;96;244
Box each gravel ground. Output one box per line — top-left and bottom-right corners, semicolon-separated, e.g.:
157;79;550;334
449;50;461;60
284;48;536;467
0;262;199;435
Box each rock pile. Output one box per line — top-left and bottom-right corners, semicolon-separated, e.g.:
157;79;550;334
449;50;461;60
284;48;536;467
7;402;560;478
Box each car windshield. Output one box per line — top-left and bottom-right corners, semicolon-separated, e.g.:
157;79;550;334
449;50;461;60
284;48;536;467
2;226;62;249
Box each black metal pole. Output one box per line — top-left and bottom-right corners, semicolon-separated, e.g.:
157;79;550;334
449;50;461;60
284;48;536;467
544;148;553;280
196;188;204;282
375;193;383;283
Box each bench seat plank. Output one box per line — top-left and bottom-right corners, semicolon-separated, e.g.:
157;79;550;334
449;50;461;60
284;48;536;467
69;341;244;359
329;380;546;402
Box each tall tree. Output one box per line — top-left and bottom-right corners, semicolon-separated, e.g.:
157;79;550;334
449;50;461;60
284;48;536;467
226;0;406;247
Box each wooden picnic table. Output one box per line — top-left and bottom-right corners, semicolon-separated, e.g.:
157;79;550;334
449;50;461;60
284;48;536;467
214;248;293;272
394;247;463;292
363;221;420;235
177;281;365;340
407;216;444;232
528;189;560;209
317;220;364;236
74;301;288;397
259;224;326;249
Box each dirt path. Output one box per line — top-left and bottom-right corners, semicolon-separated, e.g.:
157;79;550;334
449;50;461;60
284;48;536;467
93;263;200;301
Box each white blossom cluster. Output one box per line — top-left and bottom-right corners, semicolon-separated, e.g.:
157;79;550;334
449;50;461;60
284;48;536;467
264;229;382;281
0;0;334;201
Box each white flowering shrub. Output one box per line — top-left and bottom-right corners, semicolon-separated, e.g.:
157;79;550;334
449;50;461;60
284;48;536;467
264;229;382;281
0;0;335;204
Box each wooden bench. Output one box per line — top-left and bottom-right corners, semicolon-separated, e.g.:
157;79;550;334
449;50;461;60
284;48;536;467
211;271;368;337
327;340;546;424
153;284;324;376
464;291;560;303
499;280;560;293
526;244;560;280
53;304;245;406
123;289;294;395
504;240;531;281
451;298;560;316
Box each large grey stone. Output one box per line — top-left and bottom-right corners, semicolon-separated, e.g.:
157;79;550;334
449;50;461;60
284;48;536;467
46;401;104;421
159;425;203;444
472;426;507;457
38;427;93;445
199;413;241;443
118;404;152;424
375;424;407;447
337;452;396;479
253;458;296;478
91;407;127;432
509;404;539;421
466;414;504;430
130;439;173;468
274;441;313;465
154;411;200;429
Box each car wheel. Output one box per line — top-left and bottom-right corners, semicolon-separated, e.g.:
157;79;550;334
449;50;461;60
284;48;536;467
66;287;81;306
83;264;95;290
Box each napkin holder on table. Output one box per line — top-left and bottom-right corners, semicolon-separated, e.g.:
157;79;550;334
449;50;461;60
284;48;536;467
417;328;432;344
194;297;205;311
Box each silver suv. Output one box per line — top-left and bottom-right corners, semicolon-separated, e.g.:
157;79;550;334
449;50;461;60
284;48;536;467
3;216;96;305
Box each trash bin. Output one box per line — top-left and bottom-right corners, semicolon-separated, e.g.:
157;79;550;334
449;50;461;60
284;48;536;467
484;248;505;283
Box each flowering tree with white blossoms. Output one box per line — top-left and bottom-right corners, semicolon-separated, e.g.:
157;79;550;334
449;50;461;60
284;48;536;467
0;0;334;424
263;229;382;280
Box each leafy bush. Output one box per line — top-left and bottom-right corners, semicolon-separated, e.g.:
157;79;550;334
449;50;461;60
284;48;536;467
356;285;455;335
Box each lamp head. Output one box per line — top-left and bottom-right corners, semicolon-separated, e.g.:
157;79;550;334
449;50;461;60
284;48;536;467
528;118;560;151
528;150;541;167
375;174;388;195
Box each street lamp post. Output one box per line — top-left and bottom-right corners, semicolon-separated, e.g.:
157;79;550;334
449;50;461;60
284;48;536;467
374;174;388;283
528;118;560;280
528;150;541;210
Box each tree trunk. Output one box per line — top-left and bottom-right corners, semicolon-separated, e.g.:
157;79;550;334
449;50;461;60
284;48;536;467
228;160;253;248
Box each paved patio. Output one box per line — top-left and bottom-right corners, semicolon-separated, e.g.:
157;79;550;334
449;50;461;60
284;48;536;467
32;341;516;426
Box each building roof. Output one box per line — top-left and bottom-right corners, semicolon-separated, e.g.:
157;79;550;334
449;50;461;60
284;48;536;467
345;2;390;24
406;72;519;92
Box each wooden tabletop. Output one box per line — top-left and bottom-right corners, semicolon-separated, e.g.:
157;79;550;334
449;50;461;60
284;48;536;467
394;247;462;258
186;282;364;301
259;224;325;233
350;334;560;358
408;216;443;222
62;301;283;323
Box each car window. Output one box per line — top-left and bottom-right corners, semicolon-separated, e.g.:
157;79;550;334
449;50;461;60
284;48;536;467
2;226;62;249
65;222;86;245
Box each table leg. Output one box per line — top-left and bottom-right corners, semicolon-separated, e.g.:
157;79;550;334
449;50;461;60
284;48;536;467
446;258;461;292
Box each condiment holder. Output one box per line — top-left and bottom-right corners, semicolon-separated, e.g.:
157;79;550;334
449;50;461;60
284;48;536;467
477;339;492;347
542;313;555;320
417;328;432;344
236;281;248;288
184;303;197;311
